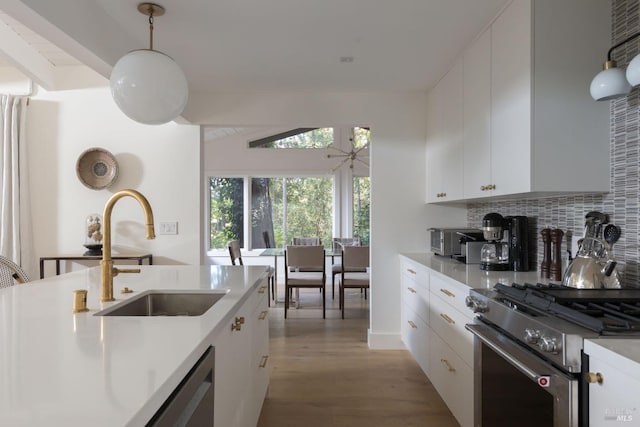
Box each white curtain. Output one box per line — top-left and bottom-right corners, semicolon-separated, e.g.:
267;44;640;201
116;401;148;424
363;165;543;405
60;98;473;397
0;95;34;277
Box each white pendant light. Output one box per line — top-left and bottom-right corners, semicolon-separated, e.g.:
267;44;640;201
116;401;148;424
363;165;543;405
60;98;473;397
626;54;640;87
590;60;630;101
110;3;188;125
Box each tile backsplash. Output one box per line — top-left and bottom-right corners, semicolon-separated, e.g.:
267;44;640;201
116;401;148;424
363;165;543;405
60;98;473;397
467;0;640;287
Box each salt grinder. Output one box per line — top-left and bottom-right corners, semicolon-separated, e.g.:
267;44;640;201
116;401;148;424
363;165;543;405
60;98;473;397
540;229;551;279
550;229;564;282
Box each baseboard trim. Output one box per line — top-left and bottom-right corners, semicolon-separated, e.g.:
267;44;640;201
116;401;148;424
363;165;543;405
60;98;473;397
367;329;405;350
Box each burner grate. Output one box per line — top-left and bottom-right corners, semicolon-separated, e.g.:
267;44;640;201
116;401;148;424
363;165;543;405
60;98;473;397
494;283;640;334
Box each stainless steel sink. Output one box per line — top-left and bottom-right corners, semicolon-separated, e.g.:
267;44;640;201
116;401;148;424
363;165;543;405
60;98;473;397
95;290;228;316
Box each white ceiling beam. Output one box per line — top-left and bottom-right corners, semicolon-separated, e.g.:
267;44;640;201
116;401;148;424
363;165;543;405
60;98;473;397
0;19;55;90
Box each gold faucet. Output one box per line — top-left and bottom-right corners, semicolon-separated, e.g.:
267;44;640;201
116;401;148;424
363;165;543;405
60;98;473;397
101;189;156;302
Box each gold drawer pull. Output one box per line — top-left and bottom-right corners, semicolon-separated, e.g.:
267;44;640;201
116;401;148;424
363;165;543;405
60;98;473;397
408;320;417;329
259;310;268;320
586;372;603;384
441;358;456;372
407;268;416;275
440;313;455;325
440;288;455;298
408;287;417;294
258;286;266;294
259;355;269;368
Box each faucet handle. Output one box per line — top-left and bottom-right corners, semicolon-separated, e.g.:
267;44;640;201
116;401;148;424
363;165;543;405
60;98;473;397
113;267;141;277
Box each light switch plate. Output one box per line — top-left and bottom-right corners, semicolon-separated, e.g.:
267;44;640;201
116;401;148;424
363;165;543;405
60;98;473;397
159;221;178;235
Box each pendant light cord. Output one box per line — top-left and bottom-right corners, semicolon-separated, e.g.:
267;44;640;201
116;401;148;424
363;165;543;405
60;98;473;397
608;31;640;61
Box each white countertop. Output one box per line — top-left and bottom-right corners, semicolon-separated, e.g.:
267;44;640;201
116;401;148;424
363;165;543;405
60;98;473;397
399;252;556;289
0;264;268;427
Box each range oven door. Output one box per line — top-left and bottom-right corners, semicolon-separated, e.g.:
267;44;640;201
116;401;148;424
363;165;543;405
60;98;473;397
466;323;581;427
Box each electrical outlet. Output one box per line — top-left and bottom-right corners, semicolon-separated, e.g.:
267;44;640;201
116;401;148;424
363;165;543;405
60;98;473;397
159;221;178;235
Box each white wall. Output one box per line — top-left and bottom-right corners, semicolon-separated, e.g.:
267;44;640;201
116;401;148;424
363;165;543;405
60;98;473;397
23;66;201;278
189;91;468;349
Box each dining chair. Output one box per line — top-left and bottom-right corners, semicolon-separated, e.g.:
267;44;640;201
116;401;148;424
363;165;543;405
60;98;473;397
0;255;30;289
291;237;321;246
228;240;275;306
284;245;326;319
339;246;369;319
330;237;362;299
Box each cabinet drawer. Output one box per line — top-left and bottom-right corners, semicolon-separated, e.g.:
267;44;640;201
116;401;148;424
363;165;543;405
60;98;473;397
400;258;429;288
402;277;429;324
401;303;429;376
430;271;471;315
428;327;473;427
429;293;474;368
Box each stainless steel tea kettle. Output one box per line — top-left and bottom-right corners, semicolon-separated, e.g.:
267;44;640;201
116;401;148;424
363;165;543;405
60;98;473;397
562;237;619;289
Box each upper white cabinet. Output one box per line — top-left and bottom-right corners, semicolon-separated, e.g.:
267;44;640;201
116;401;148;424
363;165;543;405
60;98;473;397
462;29;492;199
426;59;464;203
428;0;611;203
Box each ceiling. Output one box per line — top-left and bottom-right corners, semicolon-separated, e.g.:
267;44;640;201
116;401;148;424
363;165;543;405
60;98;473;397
0;0;509;122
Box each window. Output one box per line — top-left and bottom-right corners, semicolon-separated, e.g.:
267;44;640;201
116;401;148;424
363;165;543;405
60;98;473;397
353;176;370;245
253;177;333;248
248;128;334;149
209;177;244;249
207;126;370;252
208;176;333;250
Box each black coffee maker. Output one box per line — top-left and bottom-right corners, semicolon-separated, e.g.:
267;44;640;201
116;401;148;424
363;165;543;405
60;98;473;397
506;215;529;272
479;213;529;271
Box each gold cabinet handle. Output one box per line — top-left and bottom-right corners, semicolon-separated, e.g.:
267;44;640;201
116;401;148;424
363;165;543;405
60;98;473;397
441;358;456;372
407;268;416;275
259;310;268;320
231;316;245;331
258;286;266;294
480;185;486;191
259;355;269;368
440;288;455;298
585;372;603;384
440;313;455;325
408;287;417;294
408;320;417;329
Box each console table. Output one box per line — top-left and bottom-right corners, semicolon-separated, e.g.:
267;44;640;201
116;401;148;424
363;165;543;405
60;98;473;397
39;254;153;279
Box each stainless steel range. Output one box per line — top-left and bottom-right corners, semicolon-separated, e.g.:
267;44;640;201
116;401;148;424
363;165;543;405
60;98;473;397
465;283;640;427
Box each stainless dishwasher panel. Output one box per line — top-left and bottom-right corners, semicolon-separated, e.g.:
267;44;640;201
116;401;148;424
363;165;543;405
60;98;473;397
147;346;215;427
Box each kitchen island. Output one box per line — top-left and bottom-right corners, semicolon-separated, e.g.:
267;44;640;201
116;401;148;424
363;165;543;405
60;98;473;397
0;264;270;426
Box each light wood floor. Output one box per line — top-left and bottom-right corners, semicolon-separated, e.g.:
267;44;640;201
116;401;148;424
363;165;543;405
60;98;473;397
257;285;460;427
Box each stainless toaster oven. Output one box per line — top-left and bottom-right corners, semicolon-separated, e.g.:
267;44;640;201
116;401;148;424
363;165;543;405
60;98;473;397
429;228;480;256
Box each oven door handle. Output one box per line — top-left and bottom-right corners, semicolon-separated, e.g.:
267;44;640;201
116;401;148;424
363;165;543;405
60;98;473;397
466;323;567;383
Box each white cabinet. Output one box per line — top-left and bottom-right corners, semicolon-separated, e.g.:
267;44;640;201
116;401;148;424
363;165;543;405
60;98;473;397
462;28;492;199
426;59;464;203
428;327;473;427
585;339;640;427
489;0;532;197
399;256;430;375
399;257;475;427
428;0;610;203
428;272;474;427
214;281;270;427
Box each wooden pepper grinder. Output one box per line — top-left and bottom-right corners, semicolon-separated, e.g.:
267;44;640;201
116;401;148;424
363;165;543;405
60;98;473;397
550;229;565;282
540;228;551;279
